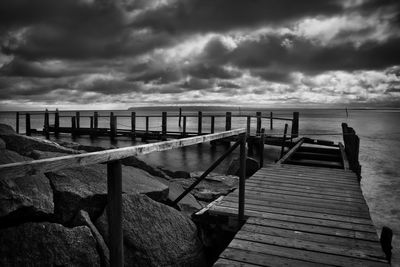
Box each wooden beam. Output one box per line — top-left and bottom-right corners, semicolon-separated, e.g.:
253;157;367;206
238;133;247;224
0;129;246;179
198;111;202;135
225;112;232;131
270;111;273;130
256;112;261;134
44;110;50;139
259;128;265;168
247;116;251;134
162;112;167;140
131;112;136;140
291;112;299;138
16;112;19;134
25;113;31;136
276;138;305;164
54;110;60;138
280;123;288;159
76;111;80;129
211;116;215;134
107;160;123;267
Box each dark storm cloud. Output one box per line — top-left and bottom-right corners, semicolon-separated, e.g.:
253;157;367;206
187;64;241;79
217;81;241;89
0;57;67;77
133;0;343;33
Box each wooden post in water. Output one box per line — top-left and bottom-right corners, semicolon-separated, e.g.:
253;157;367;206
197;111;202;135
145;116;149;139
90;116;94;129
76;111;80;129
342;123;361;180
110;112;116;140
54;109;60;138
178;108;182;127
280;124;288;159
25;113;31;136
16;112;19;133
162;112;167;140
71;116;76;138
211;116;215;134
94;111;98;137
246;116;251;134
380;226;393;263
291;112;299;138
182;116;187;137
259;128;265;168
270;112;273;130
44;109;50;139
256;112;262;135
131;112;136;140
107;160;124;267
238;133;247;225
225;112;232;131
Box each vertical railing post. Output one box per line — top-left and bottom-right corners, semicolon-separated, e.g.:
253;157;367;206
280;124;288;159
71;116;76;138
16;112;19;133
76;111;80;130
54;109;60;138
246;116;251;134
131;112;136;140
25;113;31;136
270;112;273;130
107;160;123;267
211;116;215;134
291;112;299;139
94;111;98;137
238;133;247;225
182;116;187;137
145;116;149;134
44;109;50;139
256;112;261;135
197;111;202;135
110;112;116;140
259;128;265;168
162;112;167;140
178;108;182;128
225;112;232;131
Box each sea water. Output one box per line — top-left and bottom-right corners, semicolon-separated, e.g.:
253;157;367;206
1;107;399;265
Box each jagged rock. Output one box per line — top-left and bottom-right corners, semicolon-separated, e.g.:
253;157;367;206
159;167;190;178
122;156;171;179
0;137;5;149
226;157;260;177
0;222;100;266
0;149;54;227
46;164;168;224
96;194;206;267
168;181;203;216
0;124;78;156
174;173;239;202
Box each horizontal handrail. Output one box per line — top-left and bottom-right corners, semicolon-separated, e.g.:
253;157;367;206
0;129;246;179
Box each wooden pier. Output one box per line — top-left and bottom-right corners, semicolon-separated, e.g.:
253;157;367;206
209;133;389;266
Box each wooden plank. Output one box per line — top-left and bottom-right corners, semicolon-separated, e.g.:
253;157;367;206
276;138;305;164
256;166;358;180
219;248;328;267
235;230;386;261
214;257;261;267
221;196;370;219
286;159;343;169
247;180;363;199
241;185;366;203
228;239;388;267
216;201;373;225
263;164;355;177
228;191;369;211
297;146;340;155
210;206;377;234
0;129;246;179
241;223;383;255
292;151;341;161
250;172;360;187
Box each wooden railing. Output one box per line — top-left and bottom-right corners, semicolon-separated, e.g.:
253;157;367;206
0;129;247;267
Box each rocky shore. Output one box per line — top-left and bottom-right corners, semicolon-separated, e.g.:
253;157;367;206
0;123;254;266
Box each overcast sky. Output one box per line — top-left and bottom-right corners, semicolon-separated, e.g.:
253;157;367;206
1;0;400;110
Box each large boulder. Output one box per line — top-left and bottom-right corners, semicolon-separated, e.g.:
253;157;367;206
0;137;5;149
0;123;78;156
46;164;168;224
168;181;203;216
96;194;206;267
226;157;260;177
0;222;100;266
0;149;54;227
174;172;239;202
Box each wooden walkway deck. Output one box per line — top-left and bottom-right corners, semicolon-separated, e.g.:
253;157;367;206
210;164;389;266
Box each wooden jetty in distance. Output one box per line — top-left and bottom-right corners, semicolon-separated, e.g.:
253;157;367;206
15;109;299;147
208;124;390;266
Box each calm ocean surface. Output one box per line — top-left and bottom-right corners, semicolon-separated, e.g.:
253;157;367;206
1;107;400;265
